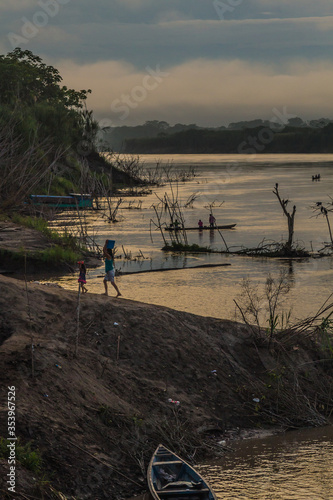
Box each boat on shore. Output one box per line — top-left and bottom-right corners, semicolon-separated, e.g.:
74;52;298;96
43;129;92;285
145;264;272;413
147;444;217;500
29;193;93;209
164;224;236;231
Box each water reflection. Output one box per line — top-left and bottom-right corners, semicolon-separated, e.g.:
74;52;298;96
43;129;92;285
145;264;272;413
47;155;333;322
197;426;333;500
127;427;333;500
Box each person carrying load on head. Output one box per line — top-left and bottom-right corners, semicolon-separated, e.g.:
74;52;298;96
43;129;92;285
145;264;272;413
102;240;122;297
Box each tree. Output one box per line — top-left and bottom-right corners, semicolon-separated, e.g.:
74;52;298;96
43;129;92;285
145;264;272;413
273;183;296;253
0;48;90;109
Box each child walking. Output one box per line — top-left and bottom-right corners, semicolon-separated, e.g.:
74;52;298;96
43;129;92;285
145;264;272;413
103;240;121;297
78;261;88;293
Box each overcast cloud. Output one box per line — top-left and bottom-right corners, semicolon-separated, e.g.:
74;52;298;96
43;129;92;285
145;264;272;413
1;0;333;126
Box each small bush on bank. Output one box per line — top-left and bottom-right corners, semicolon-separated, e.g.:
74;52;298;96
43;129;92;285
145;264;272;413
162;242;212;252
0;437;42;474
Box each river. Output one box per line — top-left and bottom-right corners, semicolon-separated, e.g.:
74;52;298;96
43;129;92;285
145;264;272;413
129;426;333;500
197;426;333;500
47;154;333;498
50;153;333;324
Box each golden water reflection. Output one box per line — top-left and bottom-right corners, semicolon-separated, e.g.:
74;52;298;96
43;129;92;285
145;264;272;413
47;154;333;322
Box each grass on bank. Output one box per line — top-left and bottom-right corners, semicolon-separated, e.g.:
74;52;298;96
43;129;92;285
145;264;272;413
162;242;213;252
11;214;79;248
1;214;85;265
0;437;42;473
0;246;81;265
9;214;86;263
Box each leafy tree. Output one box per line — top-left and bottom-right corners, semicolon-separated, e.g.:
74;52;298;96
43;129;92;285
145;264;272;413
0;48;90;109
0;49;103;202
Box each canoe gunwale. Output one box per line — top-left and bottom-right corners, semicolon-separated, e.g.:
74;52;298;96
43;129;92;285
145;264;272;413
164;224;236;231
147;444;217;500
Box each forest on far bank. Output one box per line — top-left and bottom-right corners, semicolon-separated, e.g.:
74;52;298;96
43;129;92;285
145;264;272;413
121;123;333;154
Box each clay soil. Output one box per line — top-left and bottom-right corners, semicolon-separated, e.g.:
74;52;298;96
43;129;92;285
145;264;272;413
0;225;332;499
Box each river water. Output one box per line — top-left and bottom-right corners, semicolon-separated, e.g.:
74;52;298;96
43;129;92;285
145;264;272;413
47;154;333;498
129;426;333;500
197;426;333;500
50;153;333;323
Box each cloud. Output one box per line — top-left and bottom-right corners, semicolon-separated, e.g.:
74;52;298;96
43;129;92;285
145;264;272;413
4;14;332;70
0;0;36;12
57;57;333;127
1;0;333;127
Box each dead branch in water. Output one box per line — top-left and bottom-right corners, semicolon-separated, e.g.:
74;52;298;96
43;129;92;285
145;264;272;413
273;183;296;254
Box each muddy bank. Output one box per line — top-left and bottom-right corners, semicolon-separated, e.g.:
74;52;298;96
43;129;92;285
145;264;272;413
0;220;100;274
0;274;332;499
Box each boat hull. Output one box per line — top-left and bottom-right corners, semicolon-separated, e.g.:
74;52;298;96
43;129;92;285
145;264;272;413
29;193;92;209
148;444;217;500
164;224;236;231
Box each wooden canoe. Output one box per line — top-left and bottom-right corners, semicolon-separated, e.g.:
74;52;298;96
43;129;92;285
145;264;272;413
164;224;236;231
147;444;217;500
29;193;92;209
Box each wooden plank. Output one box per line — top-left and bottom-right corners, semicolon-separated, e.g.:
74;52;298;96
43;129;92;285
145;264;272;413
157;488;210;496
153;460;183;466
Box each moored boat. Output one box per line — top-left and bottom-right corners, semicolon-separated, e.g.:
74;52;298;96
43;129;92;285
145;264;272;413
147;444;217;500
29;193;92;209
164;224;236;231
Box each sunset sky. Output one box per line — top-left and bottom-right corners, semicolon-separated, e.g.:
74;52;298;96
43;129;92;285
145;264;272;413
2;0;333;127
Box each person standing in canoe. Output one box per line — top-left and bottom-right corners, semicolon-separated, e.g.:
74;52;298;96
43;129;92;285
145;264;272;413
103;240;122;297
209;213;216;228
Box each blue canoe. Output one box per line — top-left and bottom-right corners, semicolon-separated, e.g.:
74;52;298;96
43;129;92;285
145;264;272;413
29;193;92;209
147;444;217;500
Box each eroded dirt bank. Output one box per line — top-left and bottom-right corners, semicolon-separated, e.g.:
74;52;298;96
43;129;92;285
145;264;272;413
0;274;332;499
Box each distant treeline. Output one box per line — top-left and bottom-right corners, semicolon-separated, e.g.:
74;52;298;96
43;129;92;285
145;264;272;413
121;123;333;154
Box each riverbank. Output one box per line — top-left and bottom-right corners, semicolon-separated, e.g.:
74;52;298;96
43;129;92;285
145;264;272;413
0;218;101;274
0;273;332;499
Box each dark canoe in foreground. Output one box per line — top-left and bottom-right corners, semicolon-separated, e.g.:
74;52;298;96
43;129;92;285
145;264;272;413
164;224;236;231
147;444;217;500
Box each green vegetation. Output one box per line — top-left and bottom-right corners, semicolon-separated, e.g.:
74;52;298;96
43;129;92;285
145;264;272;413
0;437;42;473
162;242;212;252
11;214;76;245
11;214;53;234
0;48;134;212
0;48;96;209
0;246;81;266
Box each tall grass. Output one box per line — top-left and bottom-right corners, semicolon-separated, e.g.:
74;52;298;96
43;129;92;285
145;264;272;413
11;214;82;252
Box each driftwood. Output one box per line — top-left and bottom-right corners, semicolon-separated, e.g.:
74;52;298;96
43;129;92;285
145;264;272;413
96;262;231;277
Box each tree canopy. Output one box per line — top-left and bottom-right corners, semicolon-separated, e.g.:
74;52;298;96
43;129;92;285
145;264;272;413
0;49;101;206
0;48;90;109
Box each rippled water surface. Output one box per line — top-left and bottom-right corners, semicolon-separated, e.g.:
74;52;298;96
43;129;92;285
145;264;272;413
197;426;333;500
128;427;333;500
49;154;333;322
